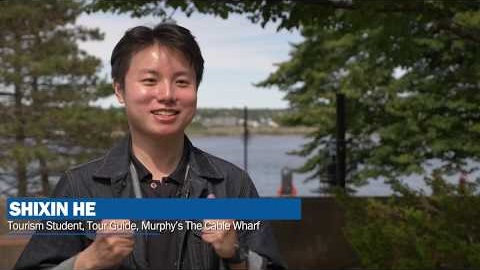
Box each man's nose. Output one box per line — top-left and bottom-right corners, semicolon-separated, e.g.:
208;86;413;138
155;81;175;103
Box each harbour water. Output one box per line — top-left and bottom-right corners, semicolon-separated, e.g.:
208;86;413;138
190;135;479;197
191;135;319;197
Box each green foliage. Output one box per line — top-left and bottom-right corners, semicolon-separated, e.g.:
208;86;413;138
337;173;480;269
257;2;480;185
0;1;124;196
87;0;317;29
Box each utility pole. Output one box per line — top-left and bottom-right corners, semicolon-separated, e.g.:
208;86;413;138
243;106;249;173
336;93;346;189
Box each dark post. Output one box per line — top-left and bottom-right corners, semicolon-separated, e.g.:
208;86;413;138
243;106;249;172
336;93;346;189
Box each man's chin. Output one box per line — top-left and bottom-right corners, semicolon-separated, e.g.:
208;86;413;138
147;128;185;138
130;122;188;139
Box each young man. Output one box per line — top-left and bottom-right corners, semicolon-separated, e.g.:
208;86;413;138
15;24;285;270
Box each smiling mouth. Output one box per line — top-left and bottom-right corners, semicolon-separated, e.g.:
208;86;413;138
151;109;180;116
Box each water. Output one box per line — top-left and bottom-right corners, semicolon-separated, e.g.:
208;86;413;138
190;135;321;197
190;135;480;197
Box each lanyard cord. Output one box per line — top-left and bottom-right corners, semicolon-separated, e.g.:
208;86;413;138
129;162;143;198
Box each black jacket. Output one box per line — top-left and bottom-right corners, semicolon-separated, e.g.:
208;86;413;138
14;136;286;269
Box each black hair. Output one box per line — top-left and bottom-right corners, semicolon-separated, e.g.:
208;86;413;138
111;23;204;88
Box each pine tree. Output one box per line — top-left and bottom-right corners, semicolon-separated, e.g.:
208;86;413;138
0;0;116;196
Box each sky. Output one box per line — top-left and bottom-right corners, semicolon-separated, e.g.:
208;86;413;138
76;11;303;109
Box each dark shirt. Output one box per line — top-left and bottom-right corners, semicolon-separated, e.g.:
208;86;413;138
130;141;189;270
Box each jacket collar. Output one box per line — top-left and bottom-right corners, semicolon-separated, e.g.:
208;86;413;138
92;134;224;183
184;138;223;180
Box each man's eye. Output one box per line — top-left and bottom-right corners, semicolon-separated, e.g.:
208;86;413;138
176;80;190;87
142;78;156;85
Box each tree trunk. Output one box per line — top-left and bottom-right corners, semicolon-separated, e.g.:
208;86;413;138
14;81;27;196
39;155;49;196
32;77;50;196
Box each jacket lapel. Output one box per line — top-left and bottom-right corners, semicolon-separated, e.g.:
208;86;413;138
92;135;131;197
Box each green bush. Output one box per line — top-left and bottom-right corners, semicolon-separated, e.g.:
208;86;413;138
337;174;480;269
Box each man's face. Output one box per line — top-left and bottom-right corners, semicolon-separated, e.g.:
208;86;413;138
115;44;197;138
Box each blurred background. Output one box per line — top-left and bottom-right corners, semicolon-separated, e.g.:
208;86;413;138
1;0;480;269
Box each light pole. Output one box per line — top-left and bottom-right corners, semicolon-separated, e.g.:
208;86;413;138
336;93;346;189
243;106;249;173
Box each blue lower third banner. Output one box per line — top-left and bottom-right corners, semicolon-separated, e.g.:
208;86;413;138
7;198;301;220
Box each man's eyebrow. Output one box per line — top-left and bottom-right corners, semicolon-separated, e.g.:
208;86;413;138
139;69;159;75
173;70;193;77
138;69;192;77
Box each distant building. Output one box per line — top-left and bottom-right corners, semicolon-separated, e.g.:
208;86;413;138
267;119;279;128
238;119;260;128
202;116;238;127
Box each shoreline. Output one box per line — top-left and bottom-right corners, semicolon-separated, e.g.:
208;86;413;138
185;126;315;137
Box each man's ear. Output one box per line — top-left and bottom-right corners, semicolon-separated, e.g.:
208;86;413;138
114;82;125;104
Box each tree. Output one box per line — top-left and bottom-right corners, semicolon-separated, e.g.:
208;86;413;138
252;2;480;266
258;2;480;189
0;1;125;196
